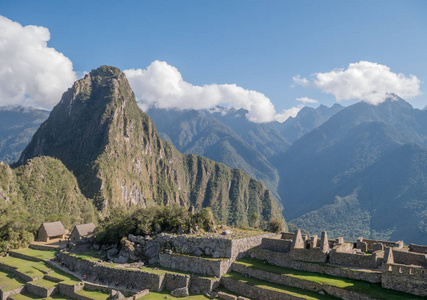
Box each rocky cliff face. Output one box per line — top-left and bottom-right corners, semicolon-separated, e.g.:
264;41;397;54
19;66;283;226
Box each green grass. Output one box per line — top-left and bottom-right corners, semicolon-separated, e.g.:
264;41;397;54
70;250;102;262
75;288;110;300
46;269;80;285
29;278;58;289
0;257;51;279
140;290;209;299
11;248;58;260
0;270;26;291
224;272;337;300
9;291;69;300
235;257;425;300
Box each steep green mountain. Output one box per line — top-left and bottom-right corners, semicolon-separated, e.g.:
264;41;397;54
275;97;427;243
0;106;49;164
148;108;281;201
18;66;283;227
0;157;97;248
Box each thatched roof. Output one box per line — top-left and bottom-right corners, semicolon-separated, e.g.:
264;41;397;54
73;223;96;237
40;221;65;237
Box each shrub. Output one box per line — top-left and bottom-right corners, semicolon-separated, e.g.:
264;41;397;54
269;218;283;233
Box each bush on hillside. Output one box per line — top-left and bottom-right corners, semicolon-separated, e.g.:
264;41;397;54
95;205;216;245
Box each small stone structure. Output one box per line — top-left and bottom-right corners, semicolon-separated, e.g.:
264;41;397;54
70;223;96;243
37;221;65;242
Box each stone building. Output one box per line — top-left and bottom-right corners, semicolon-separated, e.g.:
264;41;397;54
70;223;96;243
37;221;65;242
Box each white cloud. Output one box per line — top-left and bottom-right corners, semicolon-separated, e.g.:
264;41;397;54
292;75;310;87
293;61;421;105
0;16;76;109
125;61;292;123
275;105;303;122
296;97;318;104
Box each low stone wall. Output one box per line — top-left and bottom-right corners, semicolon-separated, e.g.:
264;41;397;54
9;251;44;262
382;263;427;297
0;262;17;273
329;251;382;269
164;273;189;291
260;238;291;253
83;282;111;293
393;249;427;267
249;248;381;283
362;239;400;250
287;249;327;263
0;285;25;300
158;253;228;277
222;276;296;300
58;282;83;299
26;282;58;298
409;244;427;254
58;252;164;292
189;276;220;294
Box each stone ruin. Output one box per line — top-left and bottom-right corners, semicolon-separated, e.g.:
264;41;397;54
258;229;427;297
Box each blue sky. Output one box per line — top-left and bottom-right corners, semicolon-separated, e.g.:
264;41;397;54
1;0;427;121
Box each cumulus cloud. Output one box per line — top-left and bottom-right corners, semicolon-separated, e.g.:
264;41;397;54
293;61;421;105
125;60;296;123
296;97;318;104
0;16;76;109
275;105;303;122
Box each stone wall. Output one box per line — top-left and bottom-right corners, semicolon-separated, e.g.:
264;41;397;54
58;282;83;299
58;252;164;292
260;238;292;253
164;273;189;291
26;282;58;297
287;249;328;263
0;285;25;300
361;239;401;251
230;234;275;261
393;249;427;267
189;276;220;294
249;248;381;283
382;263;427;297
127;232;275;264
409;244;427;254
158;253;228;277
329;251;383;269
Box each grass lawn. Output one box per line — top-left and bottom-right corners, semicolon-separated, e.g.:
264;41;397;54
70;250;102;262
0;270;26;291
29;278;58;289
11;248;58;261
75;288;110;300
9;291;69;300
140;290;209;299
46;269;80;285
235;257;425;300
224;272;337;300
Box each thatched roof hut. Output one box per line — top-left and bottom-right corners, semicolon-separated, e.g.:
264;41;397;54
70;223;96;242
37;221;65;242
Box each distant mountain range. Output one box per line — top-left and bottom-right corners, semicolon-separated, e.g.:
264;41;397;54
0;106;49;164
1;74;426;244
